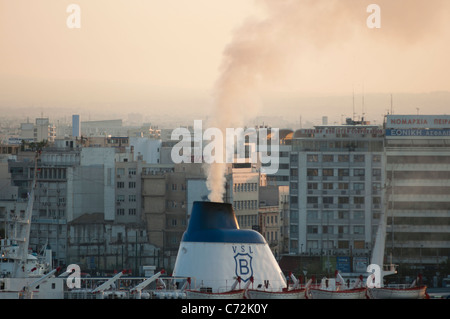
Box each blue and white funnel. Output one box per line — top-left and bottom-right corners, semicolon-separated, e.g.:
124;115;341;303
173;201;286;292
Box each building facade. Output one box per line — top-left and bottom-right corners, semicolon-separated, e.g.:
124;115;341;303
289;121;385;269
384;115;450;271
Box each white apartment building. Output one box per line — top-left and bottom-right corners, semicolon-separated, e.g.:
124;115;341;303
232;164;260;230
289;121;385;265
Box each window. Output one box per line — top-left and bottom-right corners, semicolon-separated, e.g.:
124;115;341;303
307;169;318;176
353;226;365;235
338;226;349;234
372;183;381;192
129;181;136;188
354;154;365;162
373;155;381;162
338;211;349;219
129;195;136;202
338;183;349;190
322;226;332;234
323;183;333;190
128;168;136;175
322;240;333;249
372;169;381;176
307;211;318;220
323;197;334;204
117;208;125;216
338;169;349;176
307;197;318;204
128;208;137;215
338;241;349;249
338;155;349;162
338;197;349;204
323;169;334;176
323;155;334;162
354;240;365;249
354;197;365;204
307;225;319;234
354;169;365;177
117;168;125;175
117;195;125;202
322;211;334;220
291;196;298;205
353;183;365;190
307;240;318;250
307;183;318;190
307;154;319;162
117;182;124;188
290;154;298;164
354;211;364;220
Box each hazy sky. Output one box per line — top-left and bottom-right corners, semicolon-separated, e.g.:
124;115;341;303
1;0;449;126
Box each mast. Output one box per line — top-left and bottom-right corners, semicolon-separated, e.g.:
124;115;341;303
12;151;40;278
369;158;396;286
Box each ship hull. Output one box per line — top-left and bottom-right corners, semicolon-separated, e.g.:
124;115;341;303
185;289;245;299
309;288;367;299
368;286;427;299
247;289;307;299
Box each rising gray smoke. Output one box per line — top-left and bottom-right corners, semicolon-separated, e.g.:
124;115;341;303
206;0;449;202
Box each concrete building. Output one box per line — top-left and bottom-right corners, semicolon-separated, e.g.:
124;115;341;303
72;115;81;138
384;115;450;272
141;163;206;270
115;160;142;224
7;141;116;266
265;129;293;187
129;137;161;164
231;164;260;230
258;185;282;259
66;213;159;275
0;154;28;241
34;118;56;143
289;120;385;272
19;118;56;143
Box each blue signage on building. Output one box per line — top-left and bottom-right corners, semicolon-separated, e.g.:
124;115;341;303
386;129;450;137
336;256;351;272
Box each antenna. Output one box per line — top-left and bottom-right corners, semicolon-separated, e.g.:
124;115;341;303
362;82;365;120
390;94;394;114
352;85;355;121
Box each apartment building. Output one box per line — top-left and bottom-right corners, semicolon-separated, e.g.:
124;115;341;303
384;115;450;270
289;120;385;269
19;118;56;143
141;163;206;269
232;164;260;229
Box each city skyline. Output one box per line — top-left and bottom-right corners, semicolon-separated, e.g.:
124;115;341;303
1;0;449;127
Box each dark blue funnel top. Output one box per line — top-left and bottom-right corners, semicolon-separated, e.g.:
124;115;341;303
182;201;265;244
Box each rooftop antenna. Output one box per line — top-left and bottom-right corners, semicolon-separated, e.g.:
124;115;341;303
390;94;394;114
352;85;355;121
362;82;365;121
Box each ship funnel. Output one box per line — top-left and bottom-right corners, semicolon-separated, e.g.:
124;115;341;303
173;201;286;292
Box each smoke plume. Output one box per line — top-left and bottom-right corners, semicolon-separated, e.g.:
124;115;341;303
206;0;450;202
